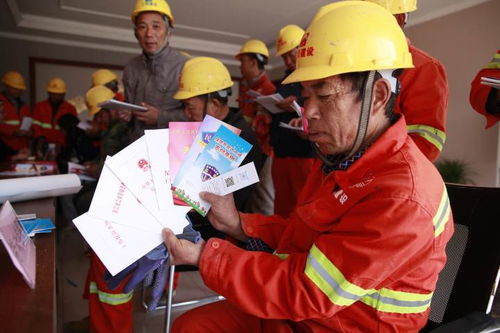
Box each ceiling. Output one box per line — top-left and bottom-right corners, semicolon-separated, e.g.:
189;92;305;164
0;0;492;71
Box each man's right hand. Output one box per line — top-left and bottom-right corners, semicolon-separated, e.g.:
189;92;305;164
200;191;248;242
275;95;297;112
118;109;132;123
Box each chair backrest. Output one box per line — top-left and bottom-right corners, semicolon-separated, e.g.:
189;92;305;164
426;183;500;328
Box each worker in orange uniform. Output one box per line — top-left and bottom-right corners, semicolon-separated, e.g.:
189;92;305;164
0;71;32;151
82;85;132;333
364;0;448;162
173;56;265;212
236;39;276;156
163;2;454;332
270;25;316;217
470;50;500;128
91;69;125;101
32;78;77;147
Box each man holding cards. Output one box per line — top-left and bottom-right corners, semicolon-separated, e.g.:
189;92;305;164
163;2;453;332
122;0;188;140
174;56;265;212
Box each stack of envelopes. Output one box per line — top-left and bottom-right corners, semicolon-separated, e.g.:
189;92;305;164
73;115;259;276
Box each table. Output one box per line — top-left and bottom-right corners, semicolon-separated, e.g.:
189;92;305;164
0;197;56;332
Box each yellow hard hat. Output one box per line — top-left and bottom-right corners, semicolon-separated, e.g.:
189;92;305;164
92;69;118;87
362;0;417;14
174;57;233;100
47;78;67;94
85;86;115;116
276;25;305;56
2;71;26;90
131;0;174;27
235;39;270;59
283;1;413;84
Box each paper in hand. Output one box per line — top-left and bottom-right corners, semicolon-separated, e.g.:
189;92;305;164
98;99;148;112
175;126;252;216
201;163;259;196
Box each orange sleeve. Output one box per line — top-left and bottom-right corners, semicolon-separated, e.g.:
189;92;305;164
397;47;448;162
470;68;500;129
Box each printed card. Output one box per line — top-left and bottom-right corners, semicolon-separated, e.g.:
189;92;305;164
172;115;241;188
168;122;201;183
175;126;252;216
201;162;259;196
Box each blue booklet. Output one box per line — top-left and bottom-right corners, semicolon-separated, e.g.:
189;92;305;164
20;218;56;236
172;115;241;188
174;125;252;216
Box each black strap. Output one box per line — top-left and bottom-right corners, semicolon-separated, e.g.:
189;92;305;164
315;70;376;167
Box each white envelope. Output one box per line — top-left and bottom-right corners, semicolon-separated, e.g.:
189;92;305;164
105;138;189;234
88;161;163;234
73;213;163;276
106;137;159;214
144;129;173;210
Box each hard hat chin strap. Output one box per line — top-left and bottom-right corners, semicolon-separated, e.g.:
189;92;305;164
314;70;376;167
349;70;376;158
203;94;210;118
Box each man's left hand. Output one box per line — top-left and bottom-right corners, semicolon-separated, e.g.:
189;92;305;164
133;102;159;126
163;228;205;266
275;95;297;112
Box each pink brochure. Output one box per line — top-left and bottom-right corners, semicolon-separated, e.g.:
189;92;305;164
168;122;201;205
0;201;36;289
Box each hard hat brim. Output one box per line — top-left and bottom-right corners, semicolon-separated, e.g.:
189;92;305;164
5;82;26;90
276;45;295;57
282;62;414;85
47;88;66;94
282;65;338;85
173;90;197;100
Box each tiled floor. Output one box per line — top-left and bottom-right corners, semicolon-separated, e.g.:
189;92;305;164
58;227;221;332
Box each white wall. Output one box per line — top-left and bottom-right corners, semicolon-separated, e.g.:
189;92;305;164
35;63;123;104
405;0;500;186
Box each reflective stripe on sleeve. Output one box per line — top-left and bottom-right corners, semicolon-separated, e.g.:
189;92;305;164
360;288;433;314
407;125;446;152
485;52;500;69
433;185;451;237
305;244;369;307
32;120;52;129
89;281;133;306
4;120;20;126
305;244;433;314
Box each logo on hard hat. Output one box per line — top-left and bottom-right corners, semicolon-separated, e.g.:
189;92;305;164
277;38;286;48
297;32;314;59
299;32;309;48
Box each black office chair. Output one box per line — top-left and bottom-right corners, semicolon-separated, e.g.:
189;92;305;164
421;183;500;332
